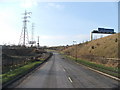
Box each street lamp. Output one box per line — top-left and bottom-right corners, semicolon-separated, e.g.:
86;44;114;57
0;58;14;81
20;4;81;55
73;41;77;62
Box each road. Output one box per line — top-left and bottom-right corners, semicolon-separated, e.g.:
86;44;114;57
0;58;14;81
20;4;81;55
15;52;119;88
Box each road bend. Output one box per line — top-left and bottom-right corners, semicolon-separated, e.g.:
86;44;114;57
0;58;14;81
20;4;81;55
15;52;119;88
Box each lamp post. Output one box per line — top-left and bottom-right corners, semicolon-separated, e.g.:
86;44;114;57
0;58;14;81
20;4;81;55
73;41;77;62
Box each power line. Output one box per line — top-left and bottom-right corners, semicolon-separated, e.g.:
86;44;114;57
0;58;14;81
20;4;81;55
29;23;36;47
19;10;32;46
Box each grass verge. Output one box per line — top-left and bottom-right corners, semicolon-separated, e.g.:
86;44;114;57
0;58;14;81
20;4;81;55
1;61;42;84
62;54;119;78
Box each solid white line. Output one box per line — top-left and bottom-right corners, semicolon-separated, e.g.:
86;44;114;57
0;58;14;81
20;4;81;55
87;67;120;81
76;62;120;81
68;77;73;83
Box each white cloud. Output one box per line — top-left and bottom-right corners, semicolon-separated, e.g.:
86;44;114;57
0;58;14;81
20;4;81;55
0;28;20;45
20;0;38;8
46;3;64;9
0;8;20;45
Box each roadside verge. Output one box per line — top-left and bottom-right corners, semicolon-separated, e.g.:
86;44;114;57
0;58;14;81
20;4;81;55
60;53;120;81
2;52;53;88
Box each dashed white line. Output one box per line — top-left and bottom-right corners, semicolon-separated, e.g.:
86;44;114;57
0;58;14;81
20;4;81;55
63;68;66;72
68;77;73;83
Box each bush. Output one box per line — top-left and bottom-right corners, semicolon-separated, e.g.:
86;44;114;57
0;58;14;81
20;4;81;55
115;38;117;42
91;46;95;49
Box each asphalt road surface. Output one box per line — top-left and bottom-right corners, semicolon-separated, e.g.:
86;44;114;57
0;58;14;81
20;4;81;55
15;52;119;88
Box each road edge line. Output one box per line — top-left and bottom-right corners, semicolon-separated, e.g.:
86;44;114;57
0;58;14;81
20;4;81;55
76;63;120;81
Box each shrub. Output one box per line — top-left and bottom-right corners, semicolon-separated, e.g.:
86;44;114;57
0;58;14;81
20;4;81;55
91;46;94;49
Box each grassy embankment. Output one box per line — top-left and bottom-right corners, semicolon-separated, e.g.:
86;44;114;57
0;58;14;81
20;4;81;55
59;33;119;78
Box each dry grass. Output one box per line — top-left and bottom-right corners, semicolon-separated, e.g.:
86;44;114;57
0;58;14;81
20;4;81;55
62;33;119;67
63;33;118;58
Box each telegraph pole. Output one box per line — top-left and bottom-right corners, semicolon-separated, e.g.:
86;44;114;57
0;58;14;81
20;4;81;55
19;10;32;46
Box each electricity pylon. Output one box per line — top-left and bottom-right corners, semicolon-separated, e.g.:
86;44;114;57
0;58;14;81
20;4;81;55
29;23;36;47
19;10;32;46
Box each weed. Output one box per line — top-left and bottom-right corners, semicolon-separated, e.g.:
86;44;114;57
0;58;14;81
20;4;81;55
63;54;119;78
1;61;42;84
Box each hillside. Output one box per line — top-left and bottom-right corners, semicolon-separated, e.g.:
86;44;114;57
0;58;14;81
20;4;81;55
61;33;119;67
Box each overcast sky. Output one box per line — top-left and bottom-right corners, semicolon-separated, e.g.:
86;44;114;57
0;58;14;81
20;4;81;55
0;0;118;46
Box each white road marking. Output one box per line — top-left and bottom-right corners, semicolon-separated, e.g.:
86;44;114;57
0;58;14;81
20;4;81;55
68;77;73;83
87;67;120;81
76;62;120;81
63;69;66;72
